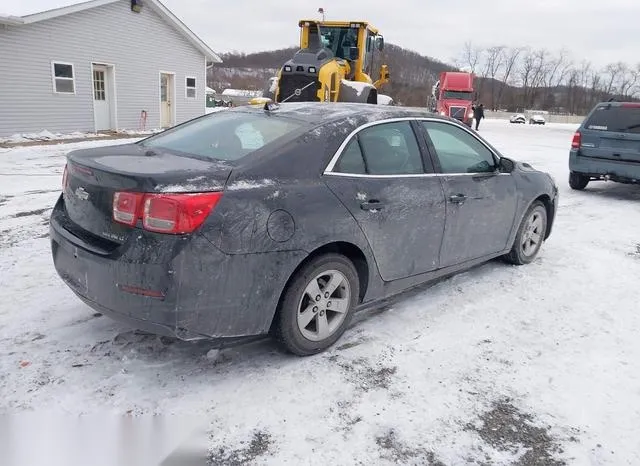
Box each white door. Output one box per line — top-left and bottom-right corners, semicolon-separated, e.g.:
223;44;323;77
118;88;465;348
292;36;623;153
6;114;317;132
160;73;174;128
92;65;111;131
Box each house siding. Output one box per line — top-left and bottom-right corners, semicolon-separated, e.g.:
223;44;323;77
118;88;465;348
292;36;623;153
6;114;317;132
0;0;207;136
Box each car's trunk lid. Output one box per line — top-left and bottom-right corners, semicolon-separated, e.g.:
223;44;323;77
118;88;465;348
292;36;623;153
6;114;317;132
64;143;232;244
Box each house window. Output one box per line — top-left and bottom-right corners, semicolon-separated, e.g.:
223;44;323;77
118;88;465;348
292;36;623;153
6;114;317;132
186;77;196;98
52;62;75;94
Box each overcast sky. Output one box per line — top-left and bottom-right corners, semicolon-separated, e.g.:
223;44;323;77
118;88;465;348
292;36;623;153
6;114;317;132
4;0;639;68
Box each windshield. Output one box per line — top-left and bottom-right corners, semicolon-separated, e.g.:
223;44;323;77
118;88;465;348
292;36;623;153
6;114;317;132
443;90;474;101
318;26;359;60
140;112;305;160
584;105;640;134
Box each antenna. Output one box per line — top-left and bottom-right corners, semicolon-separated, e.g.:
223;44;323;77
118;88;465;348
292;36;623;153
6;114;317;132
318;7;325;21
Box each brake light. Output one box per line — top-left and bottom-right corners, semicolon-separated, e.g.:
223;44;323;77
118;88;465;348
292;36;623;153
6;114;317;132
571;131;581;149
113;192;144;226
112;191;223;234
143;193;223;234
621;103;640;108
62;164;69;192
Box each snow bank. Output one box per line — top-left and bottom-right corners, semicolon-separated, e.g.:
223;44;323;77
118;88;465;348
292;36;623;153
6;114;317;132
0;128;162;145
205;107;229;114
0;130;110;144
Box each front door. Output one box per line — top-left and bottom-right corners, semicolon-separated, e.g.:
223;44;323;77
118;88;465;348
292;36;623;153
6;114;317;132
323;120;447;281
92;65;111;131
419;120;518;267
160;73;174;128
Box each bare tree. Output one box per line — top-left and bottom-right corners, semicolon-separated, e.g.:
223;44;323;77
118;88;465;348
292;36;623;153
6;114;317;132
482;46;506;109
615;63;639;98
495;47;523;110
457;41;482;74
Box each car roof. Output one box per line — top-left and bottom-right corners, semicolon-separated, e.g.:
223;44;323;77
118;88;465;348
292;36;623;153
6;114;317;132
593;100;640;107
224;102;450;125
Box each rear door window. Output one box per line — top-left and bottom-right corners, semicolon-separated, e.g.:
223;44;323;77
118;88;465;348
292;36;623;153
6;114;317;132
584;105;640;134
358;122;425;175
141;112;305;160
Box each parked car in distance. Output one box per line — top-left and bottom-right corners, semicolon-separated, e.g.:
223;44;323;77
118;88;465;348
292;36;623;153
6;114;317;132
510;114;526;124
569;101;640;189
529;114;546;125
50;103;558;356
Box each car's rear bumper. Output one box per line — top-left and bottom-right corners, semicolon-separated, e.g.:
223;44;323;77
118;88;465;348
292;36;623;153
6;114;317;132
50;195;307;340
570;151;640;182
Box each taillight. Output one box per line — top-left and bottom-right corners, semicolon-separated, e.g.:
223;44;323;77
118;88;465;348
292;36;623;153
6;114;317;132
143;193;223;234
113;192;144;226
62;164;69;191
571;131;581;149
112;191;222;234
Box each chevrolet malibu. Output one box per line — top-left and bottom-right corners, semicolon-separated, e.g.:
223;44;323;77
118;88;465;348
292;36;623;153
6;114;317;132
50;103;558;356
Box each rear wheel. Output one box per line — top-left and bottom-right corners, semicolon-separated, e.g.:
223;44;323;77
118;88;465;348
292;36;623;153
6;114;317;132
274;254;359;356
504;201;548;265
569;172;589;190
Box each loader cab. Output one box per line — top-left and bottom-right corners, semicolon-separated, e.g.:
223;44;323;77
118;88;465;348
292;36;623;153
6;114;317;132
299;20;384;81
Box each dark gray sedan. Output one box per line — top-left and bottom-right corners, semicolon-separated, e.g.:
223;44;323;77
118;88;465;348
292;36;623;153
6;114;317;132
50;103;558;356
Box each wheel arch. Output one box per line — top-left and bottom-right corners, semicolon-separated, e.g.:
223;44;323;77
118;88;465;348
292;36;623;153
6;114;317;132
269;241;370;332
532;194;554;239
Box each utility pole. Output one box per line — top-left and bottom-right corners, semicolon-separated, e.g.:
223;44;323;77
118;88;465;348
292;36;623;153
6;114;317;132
318;7;325;21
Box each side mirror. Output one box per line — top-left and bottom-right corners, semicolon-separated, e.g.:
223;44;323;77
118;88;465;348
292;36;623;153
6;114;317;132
377;36;385;51
498;157;515;173
349;47;359;61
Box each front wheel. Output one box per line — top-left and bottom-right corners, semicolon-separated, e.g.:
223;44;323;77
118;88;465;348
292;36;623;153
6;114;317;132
273;254;360;356
504;201;548;265
569;172;589;190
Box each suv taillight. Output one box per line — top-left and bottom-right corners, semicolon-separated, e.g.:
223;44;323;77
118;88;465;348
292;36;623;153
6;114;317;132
112;191;223;234
571;131;581;149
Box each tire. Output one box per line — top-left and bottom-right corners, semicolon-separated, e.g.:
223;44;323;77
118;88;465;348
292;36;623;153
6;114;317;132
569;172;589;190
504;201;548;265
274;254;360;356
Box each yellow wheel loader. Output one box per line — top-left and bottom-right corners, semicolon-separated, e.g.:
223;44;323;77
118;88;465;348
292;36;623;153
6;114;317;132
268;20;392;105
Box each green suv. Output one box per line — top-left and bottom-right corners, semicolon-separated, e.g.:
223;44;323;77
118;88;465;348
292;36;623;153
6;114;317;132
569;101;640;190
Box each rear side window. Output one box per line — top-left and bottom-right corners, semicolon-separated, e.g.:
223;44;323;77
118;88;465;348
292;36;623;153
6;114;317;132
141;112;304;160
584;105;640;134
332;121;425;175
334;139;366;174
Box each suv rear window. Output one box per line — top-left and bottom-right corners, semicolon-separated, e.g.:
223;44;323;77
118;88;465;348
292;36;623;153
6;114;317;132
140;112;305;160
583;105;640;134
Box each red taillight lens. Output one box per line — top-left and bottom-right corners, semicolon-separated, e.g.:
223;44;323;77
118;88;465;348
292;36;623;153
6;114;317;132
62;164;69;191
142;192;223;234
571;131;581;149
112;191;223;234
113;192;144;226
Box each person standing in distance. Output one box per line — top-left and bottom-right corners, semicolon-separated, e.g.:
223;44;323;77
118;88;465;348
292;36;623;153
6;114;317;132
474;103;485;130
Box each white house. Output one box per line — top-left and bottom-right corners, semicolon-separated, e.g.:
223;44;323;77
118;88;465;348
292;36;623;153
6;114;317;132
0;0;222;137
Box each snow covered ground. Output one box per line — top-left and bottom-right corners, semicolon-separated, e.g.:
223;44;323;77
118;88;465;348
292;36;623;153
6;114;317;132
1;120;640;465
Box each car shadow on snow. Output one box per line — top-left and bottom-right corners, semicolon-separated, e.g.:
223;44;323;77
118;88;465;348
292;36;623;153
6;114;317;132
576;183;640;202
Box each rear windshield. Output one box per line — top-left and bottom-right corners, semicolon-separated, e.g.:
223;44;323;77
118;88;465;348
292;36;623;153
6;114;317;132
584;105;640;133
140;111;305;160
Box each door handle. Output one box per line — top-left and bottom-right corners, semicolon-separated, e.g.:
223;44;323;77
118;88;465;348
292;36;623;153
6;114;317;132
449;194;467;204
360;199;384;211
